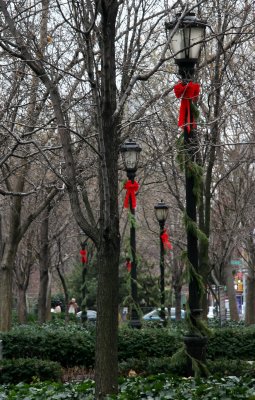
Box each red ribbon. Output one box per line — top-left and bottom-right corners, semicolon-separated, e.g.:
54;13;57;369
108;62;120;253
174;81;200;133
126;259;132;272
161;229;172;251
124;180;139;209
80;249;87;264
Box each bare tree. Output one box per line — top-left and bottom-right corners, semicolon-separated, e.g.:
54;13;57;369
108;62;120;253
0;0;254;396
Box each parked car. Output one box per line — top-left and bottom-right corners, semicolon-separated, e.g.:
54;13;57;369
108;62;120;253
76;310;97;321
142;307;185;322
207;306;215;319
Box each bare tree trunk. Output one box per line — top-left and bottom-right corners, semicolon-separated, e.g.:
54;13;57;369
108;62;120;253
15;238;34;325
245;239;255;324
56;240;70;322
245;272;255;324
38;205;52;324
17;287;27;324
0;170;26;331
174;285;182;321
95;238;119;399
93;3;120;397
0;251;14;331
225;265;239;321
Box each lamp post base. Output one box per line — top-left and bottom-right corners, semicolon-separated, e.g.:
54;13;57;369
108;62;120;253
81;310;87;324
183;335;208;376
184;335;207;360
129;319;142;329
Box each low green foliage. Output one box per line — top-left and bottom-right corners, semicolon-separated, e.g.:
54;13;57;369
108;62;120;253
108;375;255;399
119;356;255;378
0;380;95;399
0;358;62;384
207;359;255;378
0;376;255;399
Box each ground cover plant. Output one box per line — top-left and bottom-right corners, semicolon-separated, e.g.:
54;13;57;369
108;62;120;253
0;376;255;399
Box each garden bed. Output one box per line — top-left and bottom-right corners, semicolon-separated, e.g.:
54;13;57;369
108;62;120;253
0;375;254;399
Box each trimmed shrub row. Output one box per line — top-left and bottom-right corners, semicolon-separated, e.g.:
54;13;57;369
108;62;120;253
1;324;95;368
1;324;255;369
118;328;180;361
0;358;62;384
207;327;255;360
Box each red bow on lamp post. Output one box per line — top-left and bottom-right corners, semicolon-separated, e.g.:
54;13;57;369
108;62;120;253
174;81;200;133
123;179;139;209
126;258;132;272
160;229;172;251
80;249;87;264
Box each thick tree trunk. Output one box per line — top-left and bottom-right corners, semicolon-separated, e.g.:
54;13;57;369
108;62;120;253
0;261;13;331
0;239;20;331
0;180;24;331
94;3;120;398
95;238;120;399
15;240;33;325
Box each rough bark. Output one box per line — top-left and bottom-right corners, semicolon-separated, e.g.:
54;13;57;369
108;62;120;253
14;234;34;325
56;239;70;321
0;168;26;331
94;3;120;397
17;287;27;324
38;205;52;324
95;238;120;399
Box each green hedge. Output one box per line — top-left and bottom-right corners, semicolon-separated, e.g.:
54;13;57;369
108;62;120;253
118;328;180;361
2;324;255;369
206;327;255;360
0;358;62;384
1;324;95;368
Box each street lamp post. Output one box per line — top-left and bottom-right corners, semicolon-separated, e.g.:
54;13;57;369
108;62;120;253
120;139;142;329
166;11;207;365
154;200;169;326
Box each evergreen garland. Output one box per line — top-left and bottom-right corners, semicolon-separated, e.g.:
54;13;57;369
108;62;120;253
173;128;212;375
128;210;137;228
183;212;208;246
186;160;203;205
190;101;200;121
170;344;209;378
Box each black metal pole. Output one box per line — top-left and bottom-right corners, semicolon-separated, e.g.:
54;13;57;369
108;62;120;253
182;91;207;369
128;172;141;329
159;221;166;325
184;127;200;317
